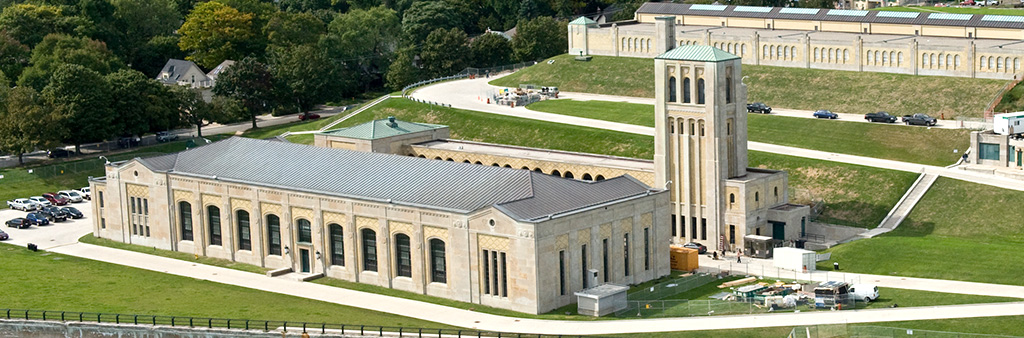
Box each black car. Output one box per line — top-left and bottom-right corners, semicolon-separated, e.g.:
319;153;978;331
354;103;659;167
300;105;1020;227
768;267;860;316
47;148;77;158
5;218;30;229
25;212;50;226
40;206;67;222
117;136;141;148
61;206;84;219
747;102;772;114
0;229;8;240
865;111;898;123
683;242;708;254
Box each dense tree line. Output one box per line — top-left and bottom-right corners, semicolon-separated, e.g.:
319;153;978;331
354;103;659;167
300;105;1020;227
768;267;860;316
0;0;635;162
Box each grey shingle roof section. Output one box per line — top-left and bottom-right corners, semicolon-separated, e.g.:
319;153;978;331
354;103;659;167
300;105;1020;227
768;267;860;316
134;137;654;222
155;59;204;85
634;2;1024;29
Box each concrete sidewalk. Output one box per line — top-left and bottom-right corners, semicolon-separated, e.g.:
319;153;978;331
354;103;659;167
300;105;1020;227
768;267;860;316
43;242;1024;334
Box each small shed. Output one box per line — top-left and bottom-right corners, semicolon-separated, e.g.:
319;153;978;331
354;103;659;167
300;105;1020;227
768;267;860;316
669;246;698;271
773;247;817;272
575;284;629;317
744;235;775;258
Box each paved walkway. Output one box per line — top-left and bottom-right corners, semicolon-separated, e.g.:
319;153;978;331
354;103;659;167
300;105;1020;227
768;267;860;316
864;173;939;238
412;77;1024;192
41;242;1024;334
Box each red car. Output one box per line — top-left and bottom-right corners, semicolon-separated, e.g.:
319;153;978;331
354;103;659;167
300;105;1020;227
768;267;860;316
298;112;321;121
42;193;69;206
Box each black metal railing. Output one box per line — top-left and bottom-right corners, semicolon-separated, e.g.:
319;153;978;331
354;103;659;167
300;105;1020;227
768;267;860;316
1;308;597;338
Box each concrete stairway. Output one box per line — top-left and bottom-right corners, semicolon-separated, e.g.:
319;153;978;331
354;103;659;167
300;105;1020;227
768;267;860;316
861;172;939;238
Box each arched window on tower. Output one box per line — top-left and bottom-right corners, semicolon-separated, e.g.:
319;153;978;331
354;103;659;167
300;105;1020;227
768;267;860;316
725;74;732;104
683;77;691;103
696;78;705;104
668;76;677;102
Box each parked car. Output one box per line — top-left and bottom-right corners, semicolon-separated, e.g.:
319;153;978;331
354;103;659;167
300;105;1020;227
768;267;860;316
42;193;69;206
24;212;50;226
156;131;179;143
0;229;8;240
40;206;67;222
902;113;937;126
7;198;39;211
47;148;76;158
864;111;898;123
746;102;772;114
298;112;321;121
849;284;879;302
61;206;84;219
28;196;51;207
5;218;30;229
78;187;91;200
682;242;708;254
813;110;838;119
117;136;141;148
57;190;84;203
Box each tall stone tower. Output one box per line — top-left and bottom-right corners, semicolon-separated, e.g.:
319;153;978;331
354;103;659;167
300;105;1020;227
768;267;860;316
654;46;748;249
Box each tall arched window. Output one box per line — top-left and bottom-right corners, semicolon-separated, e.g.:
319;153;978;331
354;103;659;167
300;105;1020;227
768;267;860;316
954;55;961;69
742;44;747;56
866;51;872;64
362;228;377;272
777;46;782;59
763;45;768;57
329;223;344;266
725;75;732;103
395;233;411;277
267;214;281;255
729;194;735;204
179;201;193;241
770;45;776;59
237;210;251;251
207;206;221;246
683;77;691;103
646;39;651;52
696;78;705;104
998;57;1004;71
844;49;850;63
882;52;887;65
938;54;944;68
813;48;819;61
874;51;879;65
668;76;677;102
430;239;446;283
297;218;312;243
1015;58;1020;71
1004;57;1010;72
755;192;760;203
899;52;904;66
888;51;894;65
989;56;994;70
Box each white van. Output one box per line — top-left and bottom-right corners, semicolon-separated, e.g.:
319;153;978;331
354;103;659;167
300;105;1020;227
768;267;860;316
849;284;879;302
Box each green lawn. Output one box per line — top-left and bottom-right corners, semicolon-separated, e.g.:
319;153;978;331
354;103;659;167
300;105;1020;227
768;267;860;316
240;111;351;140
80;235;269;274
873;5;1024;16
613;315;1024;338
818;177;1024;285
526;99;970;166
995;81;1024;114
494;54;1006;118
0;243;449;328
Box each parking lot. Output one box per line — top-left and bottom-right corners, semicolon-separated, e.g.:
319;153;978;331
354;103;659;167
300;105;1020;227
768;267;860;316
2;201;94;250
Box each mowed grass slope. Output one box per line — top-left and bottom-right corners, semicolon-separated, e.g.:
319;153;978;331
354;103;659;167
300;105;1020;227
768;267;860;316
818;177;1024;285
494;54;1005;118
526;99;970;166
0;244;449;328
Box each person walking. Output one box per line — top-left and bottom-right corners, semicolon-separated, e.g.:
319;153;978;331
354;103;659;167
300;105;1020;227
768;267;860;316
736;250;742;263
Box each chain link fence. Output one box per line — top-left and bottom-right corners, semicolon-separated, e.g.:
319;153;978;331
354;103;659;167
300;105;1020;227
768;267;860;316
789;325;1024;338
617;294;866;319
628;273;718;301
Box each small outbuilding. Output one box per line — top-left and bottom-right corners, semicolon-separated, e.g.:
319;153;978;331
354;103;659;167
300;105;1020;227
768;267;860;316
773;247;817;272
575;284;629;317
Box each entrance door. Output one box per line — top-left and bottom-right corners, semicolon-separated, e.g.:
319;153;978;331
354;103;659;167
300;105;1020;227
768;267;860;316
1017;151;1022;167
770;221;786;241
300;248;311;273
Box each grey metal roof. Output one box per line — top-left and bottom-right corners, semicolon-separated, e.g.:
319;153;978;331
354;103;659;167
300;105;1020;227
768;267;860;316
133;137;654;222
156;59;205;85
634;2;1024;29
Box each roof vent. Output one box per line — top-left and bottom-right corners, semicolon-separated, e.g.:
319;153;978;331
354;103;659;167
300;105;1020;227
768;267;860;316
386;116;397;128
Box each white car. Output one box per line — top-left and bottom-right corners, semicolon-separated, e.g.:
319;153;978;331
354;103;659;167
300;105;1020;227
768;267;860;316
57;190;84;203
78;187;91;200
849;284;879;302
28;196;51;207
7;198;39;211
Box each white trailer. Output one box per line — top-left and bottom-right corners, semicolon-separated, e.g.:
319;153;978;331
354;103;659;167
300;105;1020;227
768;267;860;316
773;247;817;272
993;111;1024;135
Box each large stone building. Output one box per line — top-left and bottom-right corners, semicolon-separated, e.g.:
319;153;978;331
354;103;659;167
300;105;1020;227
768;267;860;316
569;2;1024;79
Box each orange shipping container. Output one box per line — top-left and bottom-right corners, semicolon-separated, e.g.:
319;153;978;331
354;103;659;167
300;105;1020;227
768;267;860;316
669;246;699;271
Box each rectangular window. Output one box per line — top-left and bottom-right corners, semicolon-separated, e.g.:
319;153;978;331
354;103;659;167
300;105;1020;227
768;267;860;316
559;250;566;296
238;212;251;251
180;202;193;241
671;216;677;237
130;197;136;214
491;251;499;296
701;218;708;240
208;207;221;246
729;225;736;244
268;216;281;255
100;218;105;229
99;191;104;208
979;143;1001;161
482;249;490;295
143;199;148;215
643;228;650;271
362;229;377;272
500;252;507;297
395;234;412;277
430;239;446;283
623;233;630;277
581;244;589;289
602;238;609;282
298;220;312;243
330;225;344;266
691;217;697;240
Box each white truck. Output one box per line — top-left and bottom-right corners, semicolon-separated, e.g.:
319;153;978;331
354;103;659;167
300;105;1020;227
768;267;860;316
7;198;40;211
993;111;1024;135
849;284;879;302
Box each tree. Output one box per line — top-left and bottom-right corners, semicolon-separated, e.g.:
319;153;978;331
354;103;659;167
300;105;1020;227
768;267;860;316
385;46;420;91
0;30;30;83
0;4;76;46
269;44;345;114
277;0;346;12
111;0;180;67
265;11;325;49
511;16;566;62
75;0;122;54
212;57;274;128
400;0;473;43
177;1;256;69
106;69;179;137
322;6;400;90
135;35;185;77
0;85;60;165
420;27;469;78
470;32;511;68
42;64;114;153
170;85;212;138
17;34;123;91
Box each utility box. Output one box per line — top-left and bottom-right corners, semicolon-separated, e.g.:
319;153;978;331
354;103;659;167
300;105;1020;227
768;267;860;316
575;284;629;317
669;246;698;271
994;111;1024;135
773;247;817;272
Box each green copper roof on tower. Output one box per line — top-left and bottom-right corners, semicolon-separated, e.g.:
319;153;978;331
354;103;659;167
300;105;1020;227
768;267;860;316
569;16;597;25
656;45;740;62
